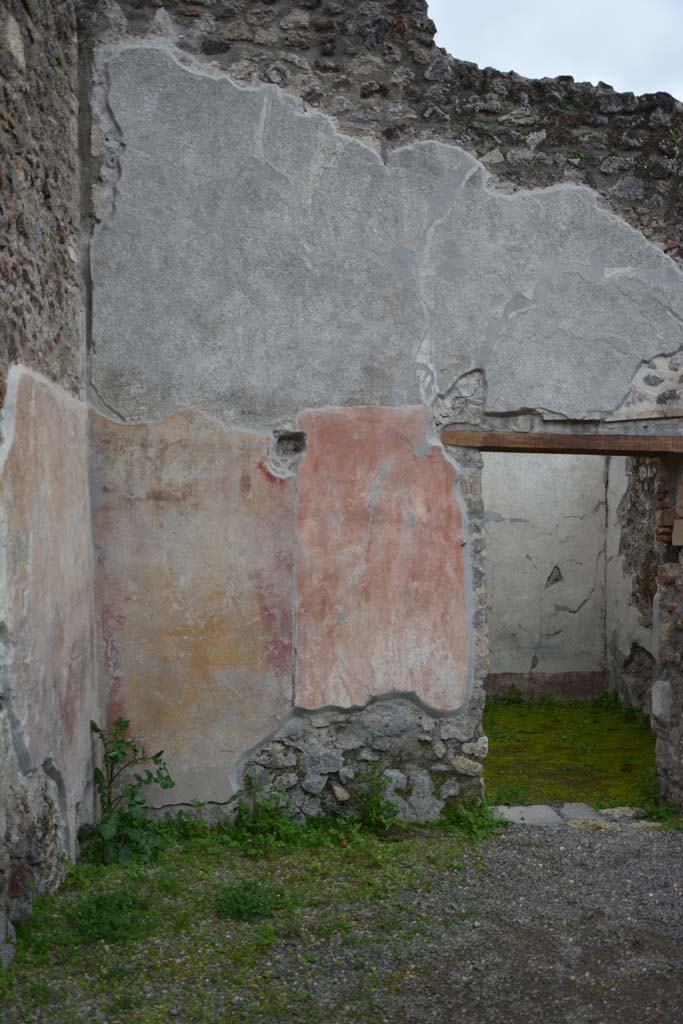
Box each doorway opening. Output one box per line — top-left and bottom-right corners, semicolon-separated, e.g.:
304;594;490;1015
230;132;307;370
480;449;656;806
441;426;683;808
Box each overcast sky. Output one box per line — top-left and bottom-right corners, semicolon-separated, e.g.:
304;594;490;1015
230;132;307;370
428;0;683;100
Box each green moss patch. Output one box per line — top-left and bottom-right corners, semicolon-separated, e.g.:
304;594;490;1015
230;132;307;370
484;694;656;806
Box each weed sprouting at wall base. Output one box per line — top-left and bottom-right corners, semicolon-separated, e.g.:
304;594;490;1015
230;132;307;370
78;718;175;864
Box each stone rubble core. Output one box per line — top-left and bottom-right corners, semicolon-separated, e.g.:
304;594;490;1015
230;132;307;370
653;558;683;803
242;696;486;823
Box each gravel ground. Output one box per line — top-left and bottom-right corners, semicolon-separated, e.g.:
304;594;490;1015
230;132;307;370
5;822;683;1024
365;824;683;1024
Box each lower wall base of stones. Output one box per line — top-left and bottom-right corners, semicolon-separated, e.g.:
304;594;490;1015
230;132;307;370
240;694;487;824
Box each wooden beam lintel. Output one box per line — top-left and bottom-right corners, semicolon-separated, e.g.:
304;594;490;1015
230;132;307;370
440;428;683;457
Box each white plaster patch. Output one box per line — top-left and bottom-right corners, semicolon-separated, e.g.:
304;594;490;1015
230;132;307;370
5;15;25;72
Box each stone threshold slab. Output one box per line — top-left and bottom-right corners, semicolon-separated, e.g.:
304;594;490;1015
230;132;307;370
491;804;659;828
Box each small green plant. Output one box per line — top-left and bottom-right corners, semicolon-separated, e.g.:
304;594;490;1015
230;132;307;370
78;718;174;864
635;769;683;829
574;148;586;159
157;805;212;842
0;963;10;1016
215;881;279;922
155;871;184;897
55;54;65;70
440;798;504;840
228;773;301;853
69;889;153;943
352;763;401;833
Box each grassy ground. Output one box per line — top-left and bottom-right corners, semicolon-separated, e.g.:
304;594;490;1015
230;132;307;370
0;807;501;1024
1;697;673;1022
484;694;657;806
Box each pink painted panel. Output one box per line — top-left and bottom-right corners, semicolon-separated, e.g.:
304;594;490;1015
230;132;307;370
0;371;96;825
91;410;295;804
295;406;469;710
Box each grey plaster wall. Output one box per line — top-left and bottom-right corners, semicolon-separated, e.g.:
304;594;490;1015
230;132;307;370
90;43;683;429
483;452;607;684
81;0;683;261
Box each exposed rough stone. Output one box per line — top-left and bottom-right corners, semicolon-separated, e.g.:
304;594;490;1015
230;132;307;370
302;751;344;776
606;456;662;713
462;737;489;760
598;806;638;822
653;559;683;804
439;778;461;801
440;714;481;743
395;769;444;823
242;697;484;823
452;756;484;777
330;781;351;803
384;769;407;792
1;1;82;405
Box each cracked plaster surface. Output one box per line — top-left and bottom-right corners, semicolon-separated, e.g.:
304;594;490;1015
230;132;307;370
90;44;683;429
483;453;607;677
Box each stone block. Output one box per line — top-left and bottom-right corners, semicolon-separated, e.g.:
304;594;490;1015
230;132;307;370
452;756;484;776
492;805;563;826
462;737;489;759
558;803;602;822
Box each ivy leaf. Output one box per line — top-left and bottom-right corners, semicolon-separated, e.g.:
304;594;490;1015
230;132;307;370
99;814;119;841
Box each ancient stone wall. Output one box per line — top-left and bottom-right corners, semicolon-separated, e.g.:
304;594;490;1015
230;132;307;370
82;4;683;822
606;454;683;718
0;3;98;966
483;452;607;700
0;1;82;404
654;555;683;803
2;8;682;952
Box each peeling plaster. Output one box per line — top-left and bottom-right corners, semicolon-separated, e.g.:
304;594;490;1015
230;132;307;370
90;44;683;430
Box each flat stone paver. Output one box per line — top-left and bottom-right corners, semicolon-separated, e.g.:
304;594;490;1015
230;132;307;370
492;804;563;826
559;802;603;821
598;806;639;822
